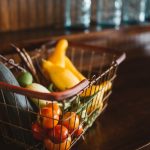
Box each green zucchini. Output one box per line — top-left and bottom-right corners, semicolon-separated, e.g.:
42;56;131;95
0;63;35;145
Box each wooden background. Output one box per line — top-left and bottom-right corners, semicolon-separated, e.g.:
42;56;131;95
0;0;96;32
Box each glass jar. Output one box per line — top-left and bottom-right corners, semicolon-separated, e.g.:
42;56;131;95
96;0;122;28
64;0;91;29
122;0;147;24
145;0;150;21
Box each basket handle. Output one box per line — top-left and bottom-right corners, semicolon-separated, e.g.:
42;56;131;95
0;79;89;101
115;52;126;65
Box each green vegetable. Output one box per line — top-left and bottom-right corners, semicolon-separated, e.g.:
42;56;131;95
48;83;54;92
17;71;33;87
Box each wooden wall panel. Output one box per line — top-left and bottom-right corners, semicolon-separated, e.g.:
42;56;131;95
0;0;96;32
91;0;96;22
45;0;54;26
18;0;28;30
8;0;19;31
0;0;10;31
53;0;62;26
28;0;37;29
36;0;47;27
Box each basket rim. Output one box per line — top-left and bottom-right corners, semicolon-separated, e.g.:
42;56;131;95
68;42;126;65
42;40;126;65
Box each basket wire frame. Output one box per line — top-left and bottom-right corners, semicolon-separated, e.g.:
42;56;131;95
0;45;119;150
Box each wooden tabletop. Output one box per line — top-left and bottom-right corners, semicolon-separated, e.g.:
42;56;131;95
1;25;150;150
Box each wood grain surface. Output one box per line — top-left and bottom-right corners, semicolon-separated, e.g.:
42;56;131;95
0;25;150;150
0;0;54;32
8;0;19;31
0;0;10;31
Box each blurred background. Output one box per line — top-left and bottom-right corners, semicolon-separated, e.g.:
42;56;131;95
0;0;150;32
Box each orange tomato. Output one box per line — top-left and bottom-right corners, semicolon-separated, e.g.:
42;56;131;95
40;106;59;129
44;135;71;150
47;101;62;116
62;112;80;133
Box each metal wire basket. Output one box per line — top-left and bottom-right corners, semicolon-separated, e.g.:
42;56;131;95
0;41;126;150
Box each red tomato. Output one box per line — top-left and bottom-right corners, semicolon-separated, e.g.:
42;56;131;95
31;122;44;141
40;106;59;129
74;124;83;137
48;125;69;143
62;112;80;133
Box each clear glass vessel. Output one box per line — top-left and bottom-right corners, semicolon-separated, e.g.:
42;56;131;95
64;0;91;29
122;0;147;24
96;0;122;28
145;0;150;21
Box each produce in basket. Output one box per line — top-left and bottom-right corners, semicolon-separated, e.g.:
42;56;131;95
80;81;112;114
64;56;85;81
86;92;104;115
42;39;111;97
11;39;112;149
32;102;73;149
0;63;34;144
62;112;80;133
42;38;111;118
47;39;85;81
42;60;80;90
0;63;33;111
80;80;112;97
44;135;71;150
48;125;69;143
31;121;46;141
42;39;86;91
26;83;50;108
48;39;68;67
74;124;84;138
39;105;59;129
17;71;33;87
47;102;62;116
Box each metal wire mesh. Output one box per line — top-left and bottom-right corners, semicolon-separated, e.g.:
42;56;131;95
0;44;120;150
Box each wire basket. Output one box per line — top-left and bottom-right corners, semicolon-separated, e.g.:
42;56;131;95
0;41;126;150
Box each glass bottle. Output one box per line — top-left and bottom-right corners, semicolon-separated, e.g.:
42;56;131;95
145;0;150;21
122;0;147;24
96;0;122;28
64;0;91;29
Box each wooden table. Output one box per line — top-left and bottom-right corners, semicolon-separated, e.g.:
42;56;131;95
0;25;150;150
